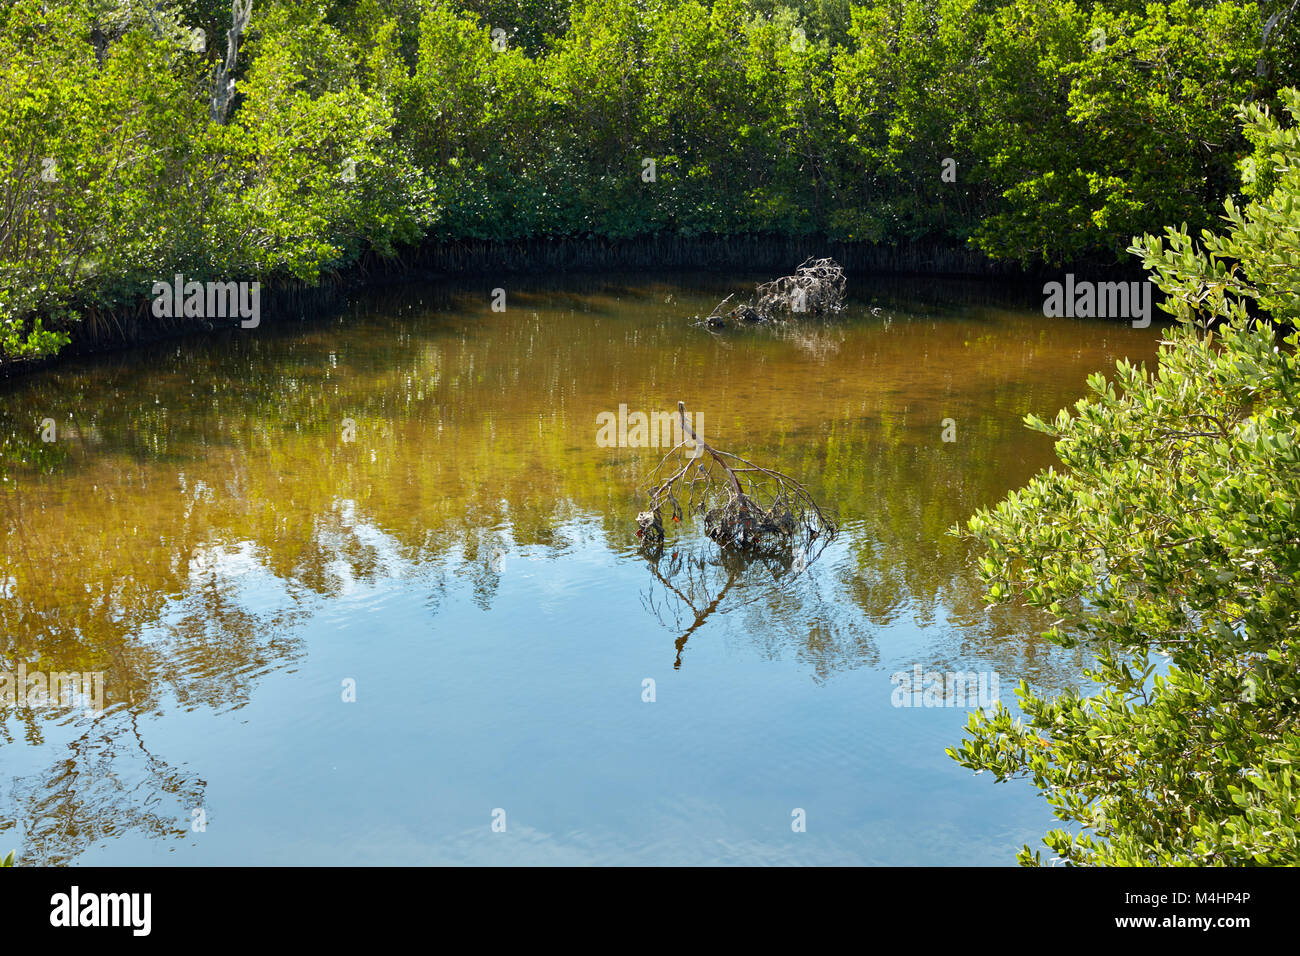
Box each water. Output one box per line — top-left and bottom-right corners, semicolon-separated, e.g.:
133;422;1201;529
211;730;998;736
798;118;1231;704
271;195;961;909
0;273;1159;865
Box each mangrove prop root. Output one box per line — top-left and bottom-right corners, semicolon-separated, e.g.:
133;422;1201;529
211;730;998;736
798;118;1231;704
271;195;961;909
637;401;838;559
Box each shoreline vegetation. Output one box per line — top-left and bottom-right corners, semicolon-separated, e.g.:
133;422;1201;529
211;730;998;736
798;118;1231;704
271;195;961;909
951;87;1300;863
4;0;1300;869
2;0;1292;368
0;232;1115;381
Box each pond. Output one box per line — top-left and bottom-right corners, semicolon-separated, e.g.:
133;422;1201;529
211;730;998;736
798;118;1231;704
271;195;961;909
0;272;1160;865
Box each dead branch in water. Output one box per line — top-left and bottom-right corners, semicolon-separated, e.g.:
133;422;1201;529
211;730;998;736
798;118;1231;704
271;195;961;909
636;402;837;558
698;257;846;327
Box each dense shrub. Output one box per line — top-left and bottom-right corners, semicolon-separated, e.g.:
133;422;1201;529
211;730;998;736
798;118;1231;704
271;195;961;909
0;0;1293;360
950;90;1300;865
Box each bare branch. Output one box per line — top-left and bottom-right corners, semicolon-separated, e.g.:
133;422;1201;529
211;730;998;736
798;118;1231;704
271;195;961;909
636;401;838;564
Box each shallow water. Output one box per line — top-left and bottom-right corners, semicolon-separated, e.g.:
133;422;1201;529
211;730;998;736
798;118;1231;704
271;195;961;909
0;273;1160;865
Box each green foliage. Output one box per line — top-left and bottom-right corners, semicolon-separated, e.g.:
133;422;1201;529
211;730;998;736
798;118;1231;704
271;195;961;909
455;0;572;53
1;849;13;866
972;0;1260;265
833;0;992;242
1134;88;1300;328
949;90;1300;865
215;2;422;277
1;0;1296;360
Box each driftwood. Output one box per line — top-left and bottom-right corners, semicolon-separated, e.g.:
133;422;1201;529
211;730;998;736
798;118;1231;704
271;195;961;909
700;257;846;327
634;401;838;667
637;402;837;558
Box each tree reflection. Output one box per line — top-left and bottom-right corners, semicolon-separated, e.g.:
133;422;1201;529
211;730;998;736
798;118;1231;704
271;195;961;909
0;273;1155;860
639;531;838;669
3;711;205;866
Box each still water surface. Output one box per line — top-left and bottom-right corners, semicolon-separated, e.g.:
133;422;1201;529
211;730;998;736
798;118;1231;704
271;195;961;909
0;273;1159;864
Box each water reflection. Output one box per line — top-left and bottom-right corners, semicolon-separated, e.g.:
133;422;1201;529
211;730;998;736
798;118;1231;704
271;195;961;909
0;272;1160;863
4;711;205;866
